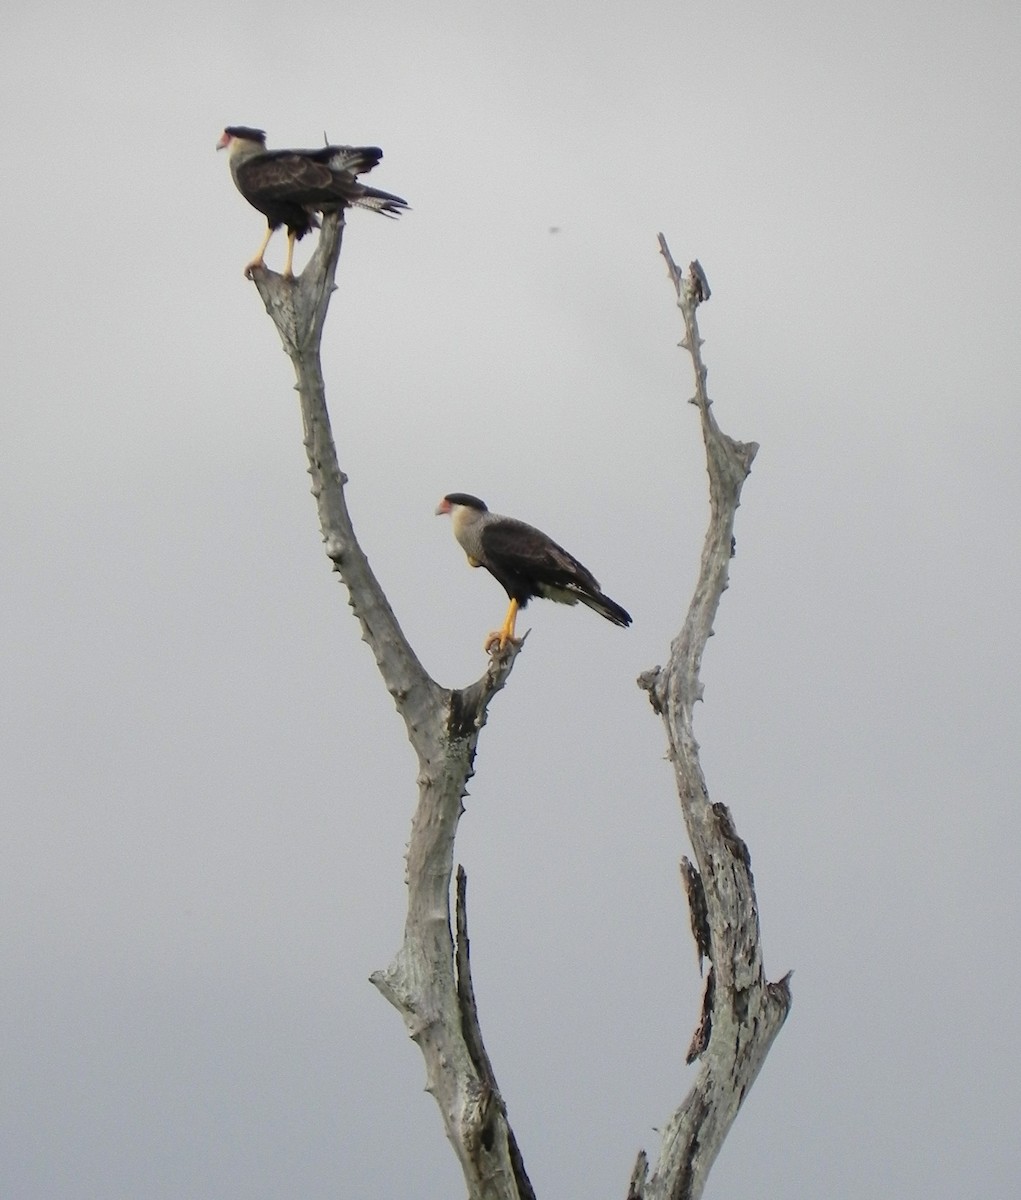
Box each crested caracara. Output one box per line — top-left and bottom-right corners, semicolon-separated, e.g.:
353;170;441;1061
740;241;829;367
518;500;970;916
217;126;408;278
436;493;632;651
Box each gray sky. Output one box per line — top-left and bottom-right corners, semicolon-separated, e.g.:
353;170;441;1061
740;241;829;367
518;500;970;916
3;1;1020;1196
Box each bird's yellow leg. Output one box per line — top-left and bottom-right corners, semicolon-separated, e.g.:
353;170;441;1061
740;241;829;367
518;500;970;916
283;230;296;279
484;598;519;652
244;227;274;279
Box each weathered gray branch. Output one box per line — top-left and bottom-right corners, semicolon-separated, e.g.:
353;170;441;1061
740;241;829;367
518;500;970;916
633;237;792;1200
250;215;528;1199
456;867;537;1200
250;211;789;1200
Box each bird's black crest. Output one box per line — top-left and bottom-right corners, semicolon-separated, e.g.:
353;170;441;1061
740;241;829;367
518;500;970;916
224;125;267;143
444;493;488;511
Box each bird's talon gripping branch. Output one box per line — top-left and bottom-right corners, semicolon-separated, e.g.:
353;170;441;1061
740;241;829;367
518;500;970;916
436;493;632;648
217;126;409;277
484;627;521;655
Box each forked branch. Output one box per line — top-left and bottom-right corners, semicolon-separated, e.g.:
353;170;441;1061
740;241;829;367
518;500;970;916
633;238;792;1200
250;215;527;1200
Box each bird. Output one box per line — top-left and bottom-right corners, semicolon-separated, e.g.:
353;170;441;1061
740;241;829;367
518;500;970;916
216;126;409;278
436;493;632;651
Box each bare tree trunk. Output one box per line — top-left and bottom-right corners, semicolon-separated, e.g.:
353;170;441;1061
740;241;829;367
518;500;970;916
250;215;532;1200
633;241;792;1200
246;217;788;1200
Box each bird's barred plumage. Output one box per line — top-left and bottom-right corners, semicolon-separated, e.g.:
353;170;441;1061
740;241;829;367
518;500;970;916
217;126;408;277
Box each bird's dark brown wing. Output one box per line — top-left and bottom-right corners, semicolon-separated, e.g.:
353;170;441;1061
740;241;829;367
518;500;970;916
236;153;339;205
481;518;602;593
304;145;383;174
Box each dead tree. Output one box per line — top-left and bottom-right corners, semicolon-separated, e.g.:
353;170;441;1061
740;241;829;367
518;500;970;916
247;213;790;1200
631;239;792;1199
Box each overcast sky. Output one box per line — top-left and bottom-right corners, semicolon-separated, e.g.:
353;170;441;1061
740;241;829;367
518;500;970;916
3;1;1020;1197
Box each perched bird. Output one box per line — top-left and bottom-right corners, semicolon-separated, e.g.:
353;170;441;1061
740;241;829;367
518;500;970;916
436;493;632;650
216;126;409;278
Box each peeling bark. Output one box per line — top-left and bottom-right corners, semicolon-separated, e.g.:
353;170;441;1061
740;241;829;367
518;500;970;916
680;857;711;976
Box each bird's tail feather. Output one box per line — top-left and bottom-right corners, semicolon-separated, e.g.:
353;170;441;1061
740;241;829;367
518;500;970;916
352;184;410;218
578;590;632;628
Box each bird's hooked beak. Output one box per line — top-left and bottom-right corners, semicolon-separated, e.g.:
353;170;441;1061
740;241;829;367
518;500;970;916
435;497;452;516
216;130;231;152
